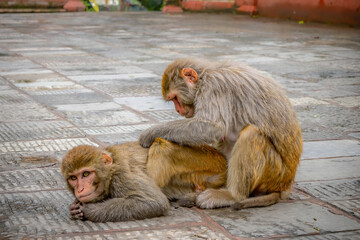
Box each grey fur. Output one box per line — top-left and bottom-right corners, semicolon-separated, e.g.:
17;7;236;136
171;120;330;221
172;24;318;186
74;146;169;222
140;58;301;162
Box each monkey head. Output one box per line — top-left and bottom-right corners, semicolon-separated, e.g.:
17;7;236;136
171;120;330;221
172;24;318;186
61;145;113;203
161;59;206;118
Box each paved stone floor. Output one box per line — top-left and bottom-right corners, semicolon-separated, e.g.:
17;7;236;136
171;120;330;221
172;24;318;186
0;12;359;239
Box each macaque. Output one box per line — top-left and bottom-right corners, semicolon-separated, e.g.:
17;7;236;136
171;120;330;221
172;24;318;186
139;59;303;209
61;138;226;222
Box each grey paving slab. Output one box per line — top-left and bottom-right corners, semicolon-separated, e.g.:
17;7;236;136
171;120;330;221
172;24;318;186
0;152;62;170
28;88;93;95
59;109;149;127
82;79;162;97
0;138;98;154
296;104;360;133
296;179;360;218
81;124;153;135
0;89;33;104
349;132;360;140
0;11;359;240
205;201;360;238
94;132;142;145
331;96;360;108
302;140;360;160
1;191;203;239
0;103;58;122
144;110;183;122
300;121;345;141
42;225;231;240
0;168;64;192
0;121;85;141
32;92;110;105
53;102;121;112
296;157;360;181
114;96;174;111
281;230;360;240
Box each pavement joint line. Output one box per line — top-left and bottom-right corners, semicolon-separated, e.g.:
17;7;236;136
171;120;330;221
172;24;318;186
192;208;240;240
295;176;360;183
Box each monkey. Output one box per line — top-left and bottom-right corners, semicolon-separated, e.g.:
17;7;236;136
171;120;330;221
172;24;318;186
147;137;227;207
61;138;227;222
139;58;303;210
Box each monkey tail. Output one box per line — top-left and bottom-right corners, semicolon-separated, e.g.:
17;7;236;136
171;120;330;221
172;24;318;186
231;192;280;210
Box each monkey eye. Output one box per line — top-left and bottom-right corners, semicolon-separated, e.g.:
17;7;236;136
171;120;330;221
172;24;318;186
83;171;90;177
69;176;77;181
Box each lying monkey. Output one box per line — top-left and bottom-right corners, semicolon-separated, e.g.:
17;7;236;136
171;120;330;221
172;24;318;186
61;138;226;222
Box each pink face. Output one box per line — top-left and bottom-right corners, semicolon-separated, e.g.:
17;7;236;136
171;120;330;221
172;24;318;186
67;167;104;203
166;92;194;118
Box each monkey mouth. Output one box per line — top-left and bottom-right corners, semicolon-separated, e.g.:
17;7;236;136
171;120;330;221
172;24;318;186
77;192;96;202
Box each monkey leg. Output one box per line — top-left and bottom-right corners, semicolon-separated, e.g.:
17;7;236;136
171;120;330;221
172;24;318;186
197;125;285;209
147;138;227;199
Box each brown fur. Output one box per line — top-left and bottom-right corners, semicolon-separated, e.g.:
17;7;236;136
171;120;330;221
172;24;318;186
61;138;227;222
139;58;303;209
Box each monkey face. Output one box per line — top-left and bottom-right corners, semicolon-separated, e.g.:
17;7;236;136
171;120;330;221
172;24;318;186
166;92;195;118
67;167;105;203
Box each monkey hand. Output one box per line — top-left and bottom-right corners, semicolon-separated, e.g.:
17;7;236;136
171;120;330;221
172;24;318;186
69;199;85;220
139;129;157;148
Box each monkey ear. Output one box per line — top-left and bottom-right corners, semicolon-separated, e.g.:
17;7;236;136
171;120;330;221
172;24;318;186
101;153;113;166
181;68;198;85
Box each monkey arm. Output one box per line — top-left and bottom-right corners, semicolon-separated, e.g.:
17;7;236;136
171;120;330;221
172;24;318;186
81;194;169;222
139;119;225;148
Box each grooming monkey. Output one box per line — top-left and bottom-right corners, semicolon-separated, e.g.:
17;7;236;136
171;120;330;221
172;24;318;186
139;59;303;209
61;138;226;222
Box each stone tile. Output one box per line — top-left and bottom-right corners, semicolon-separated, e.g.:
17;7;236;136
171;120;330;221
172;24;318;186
15;81;80;91
47;226;231;240
0;168;65;192
32;92;110;106
296;157;360;182
0;103;58;122
114;96;174;111
81;124;152;135
86;81;161;97
94;133;142;145
349;132;360;139
0;121;85;141
281;230;360;240
144;110;183;122
296;179;360;218
331;96;360;108
0;191;203;239
0;138;98;154
68;73;158;81
290;97;329;106
302;140;360;160
0;89;33;104
53;102;121;112
296;105;360;132
300;121;345;141
61;110;149;127
0;151;63;170
0;69;53;76
28;88;93;95
205;201;360;238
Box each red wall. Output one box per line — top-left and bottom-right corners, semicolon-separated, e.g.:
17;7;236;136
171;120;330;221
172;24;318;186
181;0;360;26
257;0;360;26
0;0;67;8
